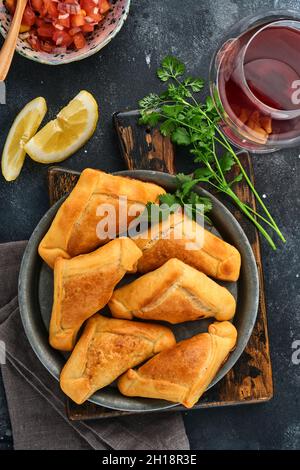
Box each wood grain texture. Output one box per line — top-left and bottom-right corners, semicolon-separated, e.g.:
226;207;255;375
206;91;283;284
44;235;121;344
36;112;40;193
48;111;273;420
216;154;273;404
113;111;176;174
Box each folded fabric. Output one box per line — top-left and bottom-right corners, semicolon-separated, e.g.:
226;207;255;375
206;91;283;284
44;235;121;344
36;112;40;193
0;241;189;450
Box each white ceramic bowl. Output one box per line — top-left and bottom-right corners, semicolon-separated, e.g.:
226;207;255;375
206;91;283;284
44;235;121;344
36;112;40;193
0;0;130;65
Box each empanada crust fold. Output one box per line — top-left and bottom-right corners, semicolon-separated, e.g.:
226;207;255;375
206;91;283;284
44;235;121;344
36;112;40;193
133;213;241;282
39;168;165;268
109;258;236;323
60;314;176;404
118;321;237;408
49;238;142;351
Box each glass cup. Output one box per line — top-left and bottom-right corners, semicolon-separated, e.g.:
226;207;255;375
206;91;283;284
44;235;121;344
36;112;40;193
210;10;300;153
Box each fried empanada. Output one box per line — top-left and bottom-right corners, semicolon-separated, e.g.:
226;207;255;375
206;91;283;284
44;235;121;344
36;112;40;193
60;314;176;404
50;238;142;351
133;212;241;282
39;168;165;268
109;258;236;323
118;321;237;408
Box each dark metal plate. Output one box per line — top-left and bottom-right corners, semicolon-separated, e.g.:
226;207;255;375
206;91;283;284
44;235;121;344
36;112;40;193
18;170;259;412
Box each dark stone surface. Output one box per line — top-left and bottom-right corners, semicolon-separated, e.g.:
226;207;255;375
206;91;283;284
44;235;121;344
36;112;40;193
0;0;299;450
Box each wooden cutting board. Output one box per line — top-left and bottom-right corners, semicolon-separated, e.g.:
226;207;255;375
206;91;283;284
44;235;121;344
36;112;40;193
48;110;273;420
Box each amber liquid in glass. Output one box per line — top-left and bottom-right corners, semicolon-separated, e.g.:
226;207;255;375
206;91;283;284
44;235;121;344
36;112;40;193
218;24;300;146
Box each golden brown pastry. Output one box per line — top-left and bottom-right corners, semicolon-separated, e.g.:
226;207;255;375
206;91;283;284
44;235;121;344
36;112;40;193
133;212;241;282
39;168;165;268
50;238;142;351
109;258;236;323
60;314;176;404
118;321;237;408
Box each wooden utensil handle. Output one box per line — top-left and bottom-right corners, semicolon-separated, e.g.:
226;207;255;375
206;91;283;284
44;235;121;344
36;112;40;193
0;0;27;81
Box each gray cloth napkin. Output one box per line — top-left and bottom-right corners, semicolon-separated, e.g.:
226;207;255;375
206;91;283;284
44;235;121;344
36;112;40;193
0;241;189;450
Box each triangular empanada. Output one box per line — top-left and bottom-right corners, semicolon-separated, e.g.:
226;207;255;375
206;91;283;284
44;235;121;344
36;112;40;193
118;321;237;408
109;258;236;323
50;237;142;351
133;212;241;281
39;168;165;268
60;314;176;404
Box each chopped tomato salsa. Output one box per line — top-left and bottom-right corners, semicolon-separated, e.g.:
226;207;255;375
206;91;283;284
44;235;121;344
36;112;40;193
4;0;111;52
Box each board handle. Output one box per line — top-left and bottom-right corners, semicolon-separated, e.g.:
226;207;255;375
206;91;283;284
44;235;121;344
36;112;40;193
113;111;176;174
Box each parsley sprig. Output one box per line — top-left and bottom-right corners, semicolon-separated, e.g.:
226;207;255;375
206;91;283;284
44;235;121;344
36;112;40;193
159;173;212;224
142;173;213;226
139;56;286;250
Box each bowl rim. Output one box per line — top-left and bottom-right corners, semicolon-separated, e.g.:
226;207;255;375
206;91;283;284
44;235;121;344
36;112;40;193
18;169;259;412
0;0;131;65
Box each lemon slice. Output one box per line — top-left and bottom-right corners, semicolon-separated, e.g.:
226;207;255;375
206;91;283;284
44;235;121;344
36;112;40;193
25;91;98;164
1;97;47;181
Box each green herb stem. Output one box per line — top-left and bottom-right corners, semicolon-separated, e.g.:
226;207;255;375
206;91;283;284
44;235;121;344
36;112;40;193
159;112;285;244
200;114;287;243
228;191;277;250
139;55;286;250
241;203;284;231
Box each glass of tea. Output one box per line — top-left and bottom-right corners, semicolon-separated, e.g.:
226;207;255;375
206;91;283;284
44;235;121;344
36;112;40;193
210;10;300;152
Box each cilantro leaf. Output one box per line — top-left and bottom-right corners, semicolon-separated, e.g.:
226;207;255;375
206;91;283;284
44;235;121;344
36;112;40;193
139;111;161;126
157;56;185;82
159;193;179;206
171;127;191;146
175;173;194;186
180;180;198;197
205;96;214;112
191;147;215;164
139;93;161;110
157;68;172;82
167;83;191;99
219;152;235;173
229;173;243;186
183;77;205;92
187;192;213;213
160;119;176;137
140;203;170;223
161;104;185;118
193;167;213;180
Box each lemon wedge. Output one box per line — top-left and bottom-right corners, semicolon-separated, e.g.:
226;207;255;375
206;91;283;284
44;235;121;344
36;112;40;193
1;97;47;181
25;90;98;164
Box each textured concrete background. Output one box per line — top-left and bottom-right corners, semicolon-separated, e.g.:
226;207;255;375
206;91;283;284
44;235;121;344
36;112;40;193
0;0;299;450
